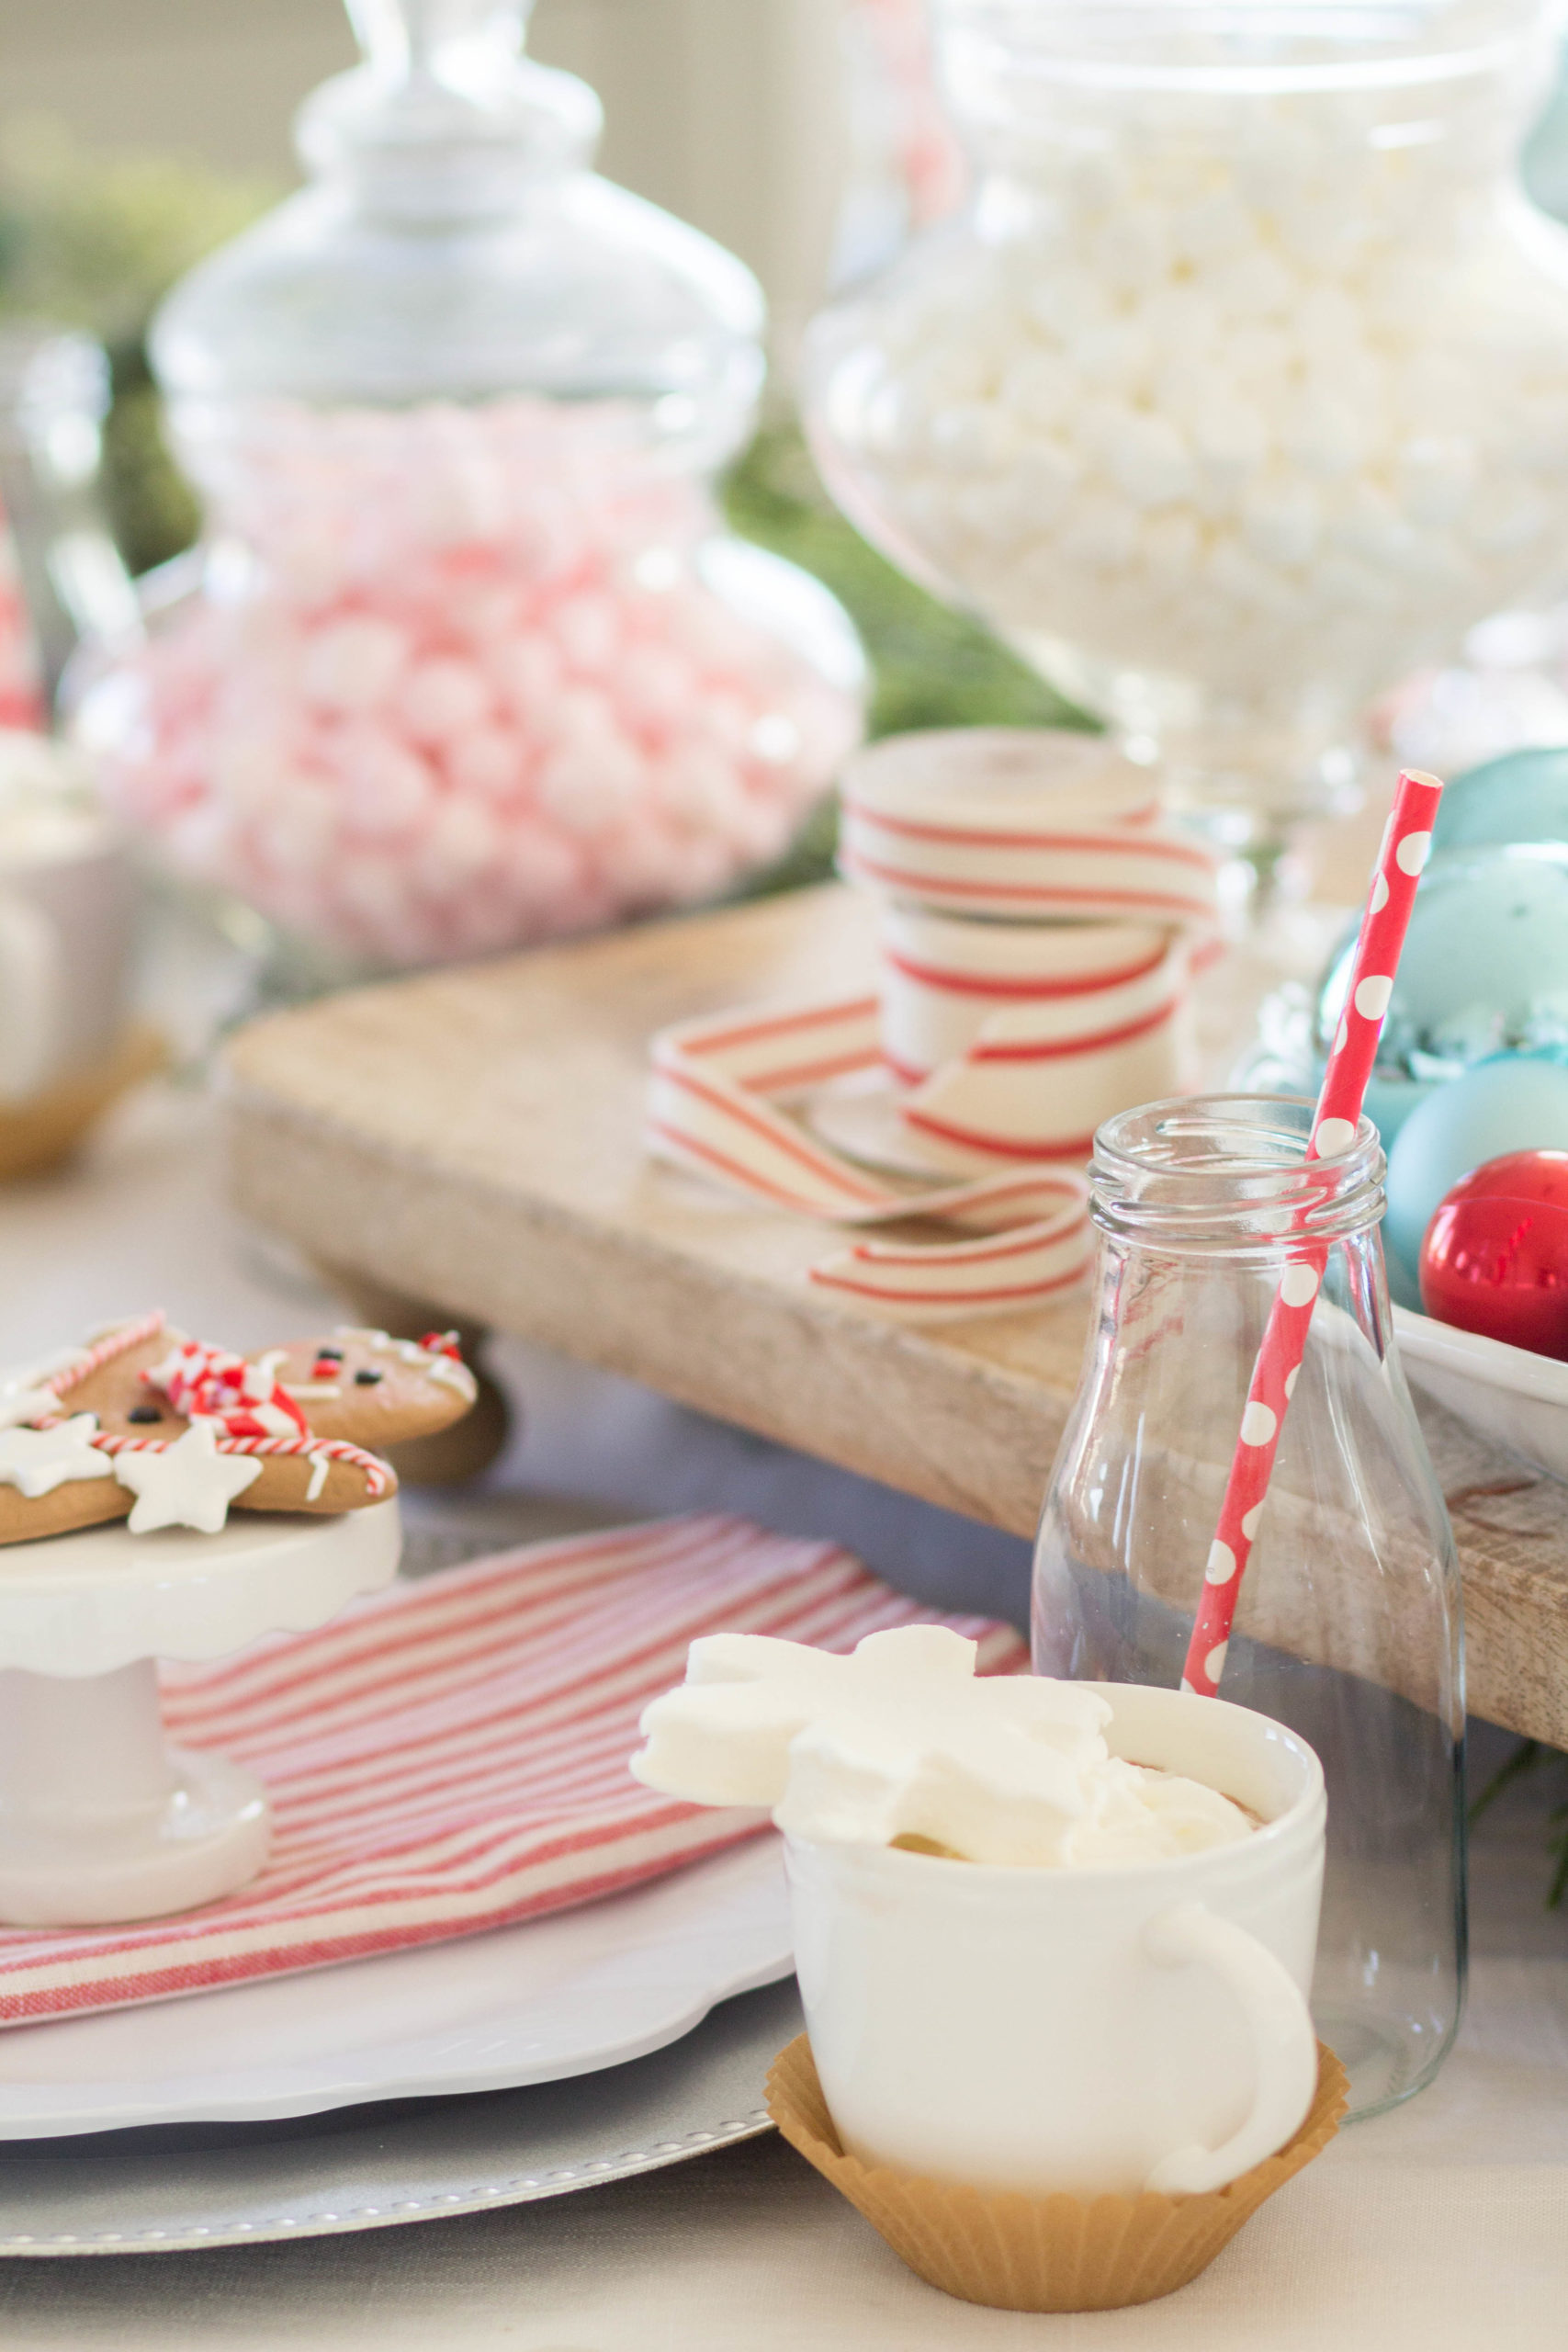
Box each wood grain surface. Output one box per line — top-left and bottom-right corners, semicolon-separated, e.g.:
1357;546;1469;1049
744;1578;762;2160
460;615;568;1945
223;885;1568;1748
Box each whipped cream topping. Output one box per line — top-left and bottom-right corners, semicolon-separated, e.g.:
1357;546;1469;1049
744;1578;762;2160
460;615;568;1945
631;1625;1254;1869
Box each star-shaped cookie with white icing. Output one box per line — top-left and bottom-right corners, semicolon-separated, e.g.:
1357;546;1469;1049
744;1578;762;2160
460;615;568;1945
0;1416;111;1498
112;1419;265;1534
0;1313;476;1545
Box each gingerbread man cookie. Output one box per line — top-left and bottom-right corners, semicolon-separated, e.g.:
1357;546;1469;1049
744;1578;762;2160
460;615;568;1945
0;1313;476;1545
250;1328;478;1452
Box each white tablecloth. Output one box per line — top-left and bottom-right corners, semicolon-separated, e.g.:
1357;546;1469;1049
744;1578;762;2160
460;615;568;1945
1;1082;1566;2349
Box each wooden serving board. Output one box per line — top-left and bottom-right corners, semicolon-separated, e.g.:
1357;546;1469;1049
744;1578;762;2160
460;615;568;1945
223;886;1568;1750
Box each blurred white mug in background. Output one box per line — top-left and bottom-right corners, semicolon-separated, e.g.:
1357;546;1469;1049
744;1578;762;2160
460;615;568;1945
0;730;136;1105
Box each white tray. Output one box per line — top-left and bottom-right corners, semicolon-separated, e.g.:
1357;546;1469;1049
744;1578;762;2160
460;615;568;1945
0;1835;791;2139
1395;1306;1568;1483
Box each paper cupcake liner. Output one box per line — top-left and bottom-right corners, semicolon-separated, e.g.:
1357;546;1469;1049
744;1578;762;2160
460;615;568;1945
766;2034;1348;2313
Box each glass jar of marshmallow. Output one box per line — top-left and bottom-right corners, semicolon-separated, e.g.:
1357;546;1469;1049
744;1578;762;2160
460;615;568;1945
805;0;1568;865
70;0;864;978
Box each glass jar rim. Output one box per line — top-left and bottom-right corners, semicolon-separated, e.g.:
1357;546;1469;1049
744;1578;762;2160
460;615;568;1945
934;0;1557;97
1091;1093;1385;1255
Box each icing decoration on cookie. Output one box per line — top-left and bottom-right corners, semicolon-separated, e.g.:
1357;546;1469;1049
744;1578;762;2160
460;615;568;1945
111;1419;266;1534
23;1314;398;1532
46;1311;169;1392
0;1310;478;1544
143;1340;311;1441
0;1376;73;1434
0;1338;111;1431
88;1424;394;1499
253;1343;344;1401
334;1328;477;1401
0;1416;113;1498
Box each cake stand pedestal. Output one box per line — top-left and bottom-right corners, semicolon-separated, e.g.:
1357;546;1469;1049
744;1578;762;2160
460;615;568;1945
0;1500;400;1928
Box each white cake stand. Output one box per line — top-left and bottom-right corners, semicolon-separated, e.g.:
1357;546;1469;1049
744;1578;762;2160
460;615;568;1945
0;1500;401;1928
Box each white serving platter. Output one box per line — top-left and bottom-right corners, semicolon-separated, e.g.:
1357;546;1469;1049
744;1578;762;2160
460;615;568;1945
1394;1305;1568;1483
0;1835;791;2140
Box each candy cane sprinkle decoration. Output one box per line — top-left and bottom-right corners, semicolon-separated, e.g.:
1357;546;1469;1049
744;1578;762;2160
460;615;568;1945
1180;769;1443;1700
43;1311;168;1400
36;1314;393;1500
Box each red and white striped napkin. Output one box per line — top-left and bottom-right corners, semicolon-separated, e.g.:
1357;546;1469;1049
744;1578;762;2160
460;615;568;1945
0;1515;1025;2027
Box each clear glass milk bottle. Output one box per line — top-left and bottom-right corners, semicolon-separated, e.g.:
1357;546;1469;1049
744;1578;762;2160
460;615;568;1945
1032;1095;1465;2119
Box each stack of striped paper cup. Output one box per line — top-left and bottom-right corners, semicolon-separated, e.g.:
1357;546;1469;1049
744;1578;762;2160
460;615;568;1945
839;730;1223;1172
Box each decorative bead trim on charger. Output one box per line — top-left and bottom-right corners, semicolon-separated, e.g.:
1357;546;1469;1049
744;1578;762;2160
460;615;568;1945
0;2106;777;2252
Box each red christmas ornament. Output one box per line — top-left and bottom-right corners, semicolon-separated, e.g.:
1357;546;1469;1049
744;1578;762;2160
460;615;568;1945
1418;1149;1568;1361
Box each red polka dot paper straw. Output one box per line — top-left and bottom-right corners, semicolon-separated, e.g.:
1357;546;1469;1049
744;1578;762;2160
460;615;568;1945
1180;769;1444;1699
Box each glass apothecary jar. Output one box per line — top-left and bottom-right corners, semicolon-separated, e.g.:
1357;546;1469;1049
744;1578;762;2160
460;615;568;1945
1033;1096;1466;2120
806;0;1568;861
71;0;864;976
0;326;135;724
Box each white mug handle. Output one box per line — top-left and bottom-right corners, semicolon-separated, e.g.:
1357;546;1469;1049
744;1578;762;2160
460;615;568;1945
0;887;63;1102
1140;1897;1319;2196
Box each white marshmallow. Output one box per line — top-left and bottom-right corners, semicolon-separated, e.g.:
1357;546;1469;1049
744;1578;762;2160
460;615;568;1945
1242;478;1322;569
1000;350;1075;431
632;1627;1255;1870
1056;489;1140;571
808;75;1568;718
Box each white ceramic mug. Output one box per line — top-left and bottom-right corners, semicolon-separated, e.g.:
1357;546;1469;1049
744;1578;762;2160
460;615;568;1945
785;1681;1325;2199
0;752;133;1104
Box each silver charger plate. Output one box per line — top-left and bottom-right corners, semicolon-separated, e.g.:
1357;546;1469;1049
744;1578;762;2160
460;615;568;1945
0;1975;803;2256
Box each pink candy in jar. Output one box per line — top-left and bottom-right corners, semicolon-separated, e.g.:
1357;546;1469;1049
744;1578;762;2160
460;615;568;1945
77;398;864;968
0;495;42;730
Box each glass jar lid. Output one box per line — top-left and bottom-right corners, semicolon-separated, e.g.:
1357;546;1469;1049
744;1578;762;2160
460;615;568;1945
149;0;765;447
